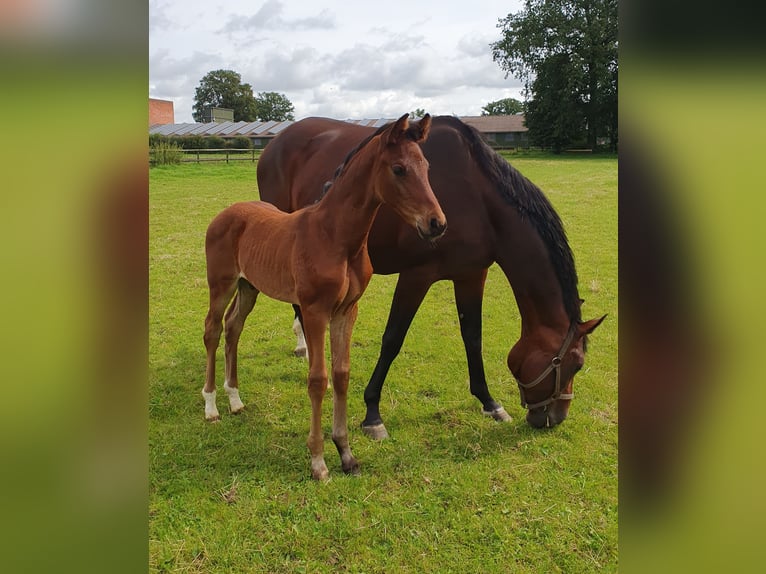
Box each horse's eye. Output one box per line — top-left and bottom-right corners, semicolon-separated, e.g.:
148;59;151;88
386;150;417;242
392;164;406;176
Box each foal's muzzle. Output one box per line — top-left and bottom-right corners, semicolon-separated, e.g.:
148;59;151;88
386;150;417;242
418;217;447;239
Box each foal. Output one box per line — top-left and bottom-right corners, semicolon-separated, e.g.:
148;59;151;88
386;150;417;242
202;114;446;480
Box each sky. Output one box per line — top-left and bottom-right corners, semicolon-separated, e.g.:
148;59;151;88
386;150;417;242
149;0;525;123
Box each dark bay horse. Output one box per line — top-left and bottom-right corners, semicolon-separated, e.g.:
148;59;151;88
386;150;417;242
203;114;446;480
257;115;604;437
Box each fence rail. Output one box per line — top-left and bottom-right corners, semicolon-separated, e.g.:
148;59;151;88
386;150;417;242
150;148;263;165
180;148;262;164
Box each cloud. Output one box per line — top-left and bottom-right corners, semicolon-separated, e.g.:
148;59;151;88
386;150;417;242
241;46;331;91
149;0;172;33
149;1;526;122
457;33;495;58
149;49;222;99
221;0;335;36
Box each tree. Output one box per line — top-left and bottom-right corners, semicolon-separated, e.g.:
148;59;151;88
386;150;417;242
253;91;295;122
409;108;427;119
525;54;586;153
491;0;617;151
481;98;524;116
192;69;258;122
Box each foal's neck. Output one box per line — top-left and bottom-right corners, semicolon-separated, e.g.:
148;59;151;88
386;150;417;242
313;152;382;256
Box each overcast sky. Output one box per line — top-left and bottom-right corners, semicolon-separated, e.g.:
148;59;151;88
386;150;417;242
149;0;525;123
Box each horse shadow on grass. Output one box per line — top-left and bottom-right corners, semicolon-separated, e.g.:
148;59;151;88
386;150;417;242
371;398;576;468
151;342;333;482
151;342;578;482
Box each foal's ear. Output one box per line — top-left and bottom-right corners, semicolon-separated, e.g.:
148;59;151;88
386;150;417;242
386;113;411;145
410;113;431;143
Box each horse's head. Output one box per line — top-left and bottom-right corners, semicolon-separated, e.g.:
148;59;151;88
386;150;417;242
375;113;447;240
507;315;606;428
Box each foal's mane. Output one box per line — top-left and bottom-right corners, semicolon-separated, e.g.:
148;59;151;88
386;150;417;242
433;116;582;324
318;118;423;200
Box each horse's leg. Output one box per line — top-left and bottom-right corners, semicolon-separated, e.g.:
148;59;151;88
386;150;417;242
223;279;259;415
362;272;433;440
301;309;331;480
292;304;308;359
330;304;360;475
203;278;238;421
453;270;512;423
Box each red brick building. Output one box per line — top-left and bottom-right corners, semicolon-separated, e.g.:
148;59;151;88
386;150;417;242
149;98;174;126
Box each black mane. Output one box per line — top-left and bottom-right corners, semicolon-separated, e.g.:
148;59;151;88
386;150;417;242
432;116;582;323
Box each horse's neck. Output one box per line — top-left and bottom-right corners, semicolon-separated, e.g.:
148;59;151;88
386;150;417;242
313;154;381;254
490;196;572;335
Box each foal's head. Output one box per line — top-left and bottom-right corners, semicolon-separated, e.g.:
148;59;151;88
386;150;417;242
373;114;447;240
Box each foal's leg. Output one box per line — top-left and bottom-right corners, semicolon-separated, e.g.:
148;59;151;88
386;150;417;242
301;309;331;480
223;279;259;414
362;271;433;440
330;304;360;475
453;270;511;422
203;279;238;421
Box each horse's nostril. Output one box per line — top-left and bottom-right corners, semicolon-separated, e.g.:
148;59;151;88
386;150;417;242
430;218;445;235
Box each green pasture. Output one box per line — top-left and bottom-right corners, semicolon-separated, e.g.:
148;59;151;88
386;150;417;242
149;153;617;573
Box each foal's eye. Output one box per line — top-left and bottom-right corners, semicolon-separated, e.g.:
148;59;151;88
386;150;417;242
392;164;406;176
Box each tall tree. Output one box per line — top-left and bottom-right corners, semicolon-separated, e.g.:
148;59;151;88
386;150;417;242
192;69;258;122
253;92;295;122
481;97;524;116
491;0;617;151
525;54;586;152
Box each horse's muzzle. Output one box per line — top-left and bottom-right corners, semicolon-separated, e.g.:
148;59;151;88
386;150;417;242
526;404;569;429
419;217;447;240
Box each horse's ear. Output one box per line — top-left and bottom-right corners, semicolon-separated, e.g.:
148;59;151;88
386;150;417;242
413;113;431;142
578;314;607;336
386;113;410;145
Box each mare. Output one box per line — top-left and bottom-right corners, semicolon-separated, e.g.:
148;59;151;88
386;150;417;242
203;114;446;480
257;115;605;437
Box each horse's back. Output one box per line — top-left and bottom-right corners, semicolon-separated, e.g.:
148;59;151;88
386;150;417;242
258;118;373;210
258;116;497;277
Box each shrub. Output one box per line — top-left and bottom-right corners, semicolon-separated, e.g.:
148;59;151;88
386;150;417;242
149;133;168;147
177;135;205;149
151;141;183;166
226;136;252;149
203;136;226;149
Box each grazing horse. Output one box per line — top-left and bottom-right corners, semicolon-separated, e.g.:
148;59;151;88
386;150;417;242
257;115;605;437
203;114;446;480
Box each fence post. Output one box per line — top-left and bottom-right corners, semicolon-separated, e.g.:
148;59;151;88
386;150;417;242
226;150;229;164
196;150;200;164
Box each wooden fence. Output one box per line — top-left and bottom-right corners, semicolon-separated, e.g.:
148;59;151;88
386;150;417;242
149;148;263;166
180;148;261;164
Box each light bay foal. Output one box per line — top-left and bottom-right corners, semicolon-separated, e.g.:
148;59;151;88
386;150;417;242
202;114;446;480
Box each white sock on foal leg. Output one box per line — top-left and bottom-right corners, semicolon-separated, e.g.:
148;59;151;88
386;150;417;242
202;389;220;421
223;381;245;414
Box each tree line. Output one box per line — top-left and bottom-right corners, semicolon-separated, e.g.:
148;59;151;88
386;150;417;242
192;69;295;123
492;0;617;152
191;1;616;153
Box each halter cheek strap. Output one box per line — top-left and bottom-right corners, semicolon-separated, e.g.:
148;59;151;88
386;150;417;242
515;324;577;410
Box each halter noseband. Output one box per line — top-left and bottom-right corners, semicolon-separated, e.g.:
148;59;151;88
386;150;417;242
515;323;577;410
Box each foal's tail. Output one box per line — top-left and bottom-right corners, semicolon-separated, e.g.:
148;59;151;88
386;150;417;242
205;205;248;287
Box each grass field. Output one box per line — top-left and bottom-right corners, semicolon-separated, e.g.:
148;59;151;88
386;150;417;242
149;153;617;573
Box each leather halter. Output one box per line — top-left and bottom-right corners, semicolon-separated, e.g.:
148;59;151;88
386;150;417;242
515;323;577;410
